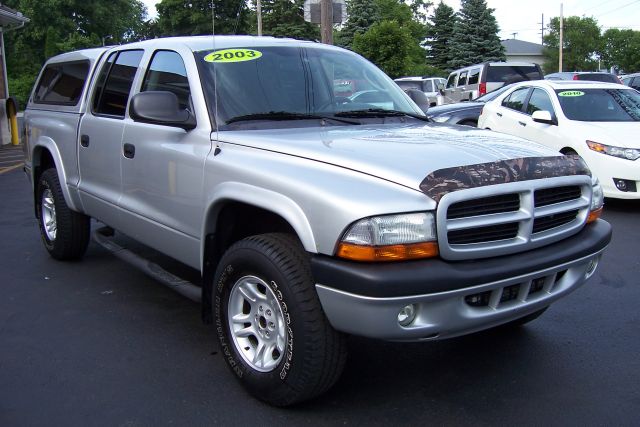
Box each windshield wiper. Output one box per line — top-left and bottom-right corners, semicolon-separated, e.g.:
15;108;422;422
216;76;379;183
226;111;359;125
334;108;430;121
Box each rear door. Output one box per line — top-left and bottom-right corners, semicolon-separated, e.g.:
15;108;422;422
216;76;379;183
78;49;144;227
490;86;532;136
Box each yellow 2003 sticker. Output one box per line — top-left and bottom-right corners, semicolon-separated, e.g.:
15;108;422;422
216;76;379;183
204;49;262;63
558;90;585;97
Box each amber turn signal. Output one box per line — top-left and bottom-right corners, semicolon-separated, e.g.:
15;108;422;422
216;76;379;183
587;207;603;224
336;241;439;262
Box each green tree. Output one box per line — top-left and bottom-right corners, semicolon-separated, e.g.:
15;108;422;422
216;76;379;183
3;0;148;107
260;0;319;40
352;21;415;77
543;16;601;73
600;28;640;73
426;1;456;70
156;0;250;36
449;0;504;69
338;0;380;48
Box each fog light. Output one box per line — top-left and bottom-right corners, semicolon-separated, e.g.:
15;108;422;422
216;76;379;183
398;304;417;327
585;257;599;279
614;178;637;192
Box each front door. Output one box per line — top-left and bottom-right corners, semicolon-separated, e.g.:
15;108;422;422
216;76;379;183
119;49;210;268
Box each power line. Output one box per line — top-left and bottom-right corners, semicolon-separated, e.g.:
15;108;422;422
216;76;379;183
593;0;640;18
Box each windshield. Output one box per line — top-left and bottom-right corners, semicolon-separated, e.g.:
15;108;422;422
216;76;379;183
555;88;640;122
195;46;423;128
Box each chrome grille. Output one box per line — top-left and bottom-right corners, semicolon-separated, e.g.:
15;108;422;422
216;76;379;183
436;176;592;261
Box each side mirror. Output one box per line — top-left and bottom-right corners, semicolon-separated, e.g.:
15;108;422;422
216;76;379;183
531;110;556;125
405;89;429;114
129;91;197;130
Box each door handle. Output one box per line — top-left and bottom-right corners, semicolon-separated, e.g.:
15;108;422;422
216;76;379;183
80;134;90;147
123;143;136;159
496;112;502;117
518;121;527;127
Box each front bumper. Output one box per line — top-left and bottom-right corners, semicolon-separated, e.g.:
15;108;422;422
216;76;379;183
312;220;611;341
583;150;640;199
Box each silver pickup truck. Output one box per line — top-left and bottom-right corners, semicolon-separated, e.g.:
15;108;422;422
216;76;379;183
23;36;611;406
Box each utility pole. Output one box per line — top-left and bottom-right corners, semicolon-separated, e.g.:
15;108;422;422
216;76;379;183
320;0;333;45
559;3;563;72
257;0;262;36
538;13;544;45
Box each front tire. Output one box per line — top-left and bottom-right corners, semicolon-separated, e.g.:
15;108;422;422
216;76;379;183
36;168;90;260
213;233;346;406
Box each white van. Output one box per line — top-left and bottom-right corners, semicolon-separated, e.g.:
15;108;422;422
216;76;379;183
443;62;543;104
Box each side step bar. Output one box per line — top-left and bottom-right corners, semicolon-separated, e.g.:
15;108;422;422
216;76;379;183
92;227;201;303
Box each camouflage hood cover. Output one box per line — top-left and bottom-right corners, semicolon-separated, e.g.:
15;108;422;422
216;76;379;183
420;155;591;202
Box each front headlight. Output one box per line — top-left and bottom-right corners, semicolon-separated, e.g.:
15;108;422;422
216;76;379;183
588;176;604;223
431;115;451;123
337;212;438;262
586;140;640;161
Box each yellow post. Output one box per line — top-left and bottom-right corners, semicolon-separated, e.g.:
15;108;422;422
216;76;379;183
7;100;19;146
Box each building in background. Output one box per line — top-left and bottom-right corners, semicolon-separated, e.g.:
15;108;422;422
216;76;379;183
0;4;28;145
502;39;544;67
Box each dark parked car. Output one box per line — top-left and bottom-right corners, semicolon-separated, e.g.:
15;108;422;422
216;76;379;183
545;71;622;83
427;84;514;126
621;72;640;91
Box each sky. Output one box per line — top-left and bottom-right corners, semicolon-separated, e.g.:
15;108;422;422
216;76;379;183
141;0;640;45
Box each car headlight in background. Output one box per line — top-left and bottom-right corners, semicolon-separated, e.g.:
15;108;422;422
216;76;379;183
586;140;640;161
587;176;604;224
431;115;451;123
337;212;438;262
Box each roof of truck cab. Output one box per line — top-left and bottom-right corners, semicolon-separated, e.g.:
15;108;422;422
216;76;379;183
46;47;109;64
110;36;333;53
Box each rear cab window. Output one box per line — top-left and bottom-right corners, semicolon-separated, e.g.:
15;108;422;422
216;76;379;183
33;61;90;106
92;50;144;118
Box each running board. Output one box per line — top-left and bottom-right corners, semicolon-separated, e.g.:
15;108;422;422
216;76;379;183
92;227;201;303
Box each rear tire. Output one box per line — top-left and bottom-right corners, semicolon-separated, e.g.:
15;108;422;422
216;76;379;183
213;233;346;406
36;168;90;260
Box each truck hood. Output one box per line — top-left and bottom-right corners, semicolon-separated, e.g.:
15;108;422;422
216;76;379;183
219;123;561;191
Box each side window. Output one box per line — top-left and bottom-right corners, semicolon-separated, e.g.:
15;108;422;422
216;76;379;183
141;50;191;110
446;73;456;89
458;71;468;87
93;50;144;117
468;68;480;85
526;88;555;115
631;77;640;91
33;61;89;105
501;87;530;112
423;80;433;92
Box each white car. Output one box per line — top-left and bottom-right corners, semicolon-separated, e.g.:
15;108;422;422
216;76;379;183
478;80;640;199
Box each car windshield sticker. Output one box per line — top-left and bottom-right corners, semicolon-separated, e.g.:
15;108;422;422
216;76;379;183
558;90;585;97
204;49;262;63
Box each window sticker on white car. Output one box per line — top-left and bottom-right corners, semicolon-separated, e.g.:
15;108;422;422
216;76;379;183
204;49;262;63
557;90;585;97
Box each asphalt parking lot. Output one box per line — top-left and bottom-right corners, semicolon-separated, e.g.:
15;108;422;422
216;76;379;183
1;165;639;425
